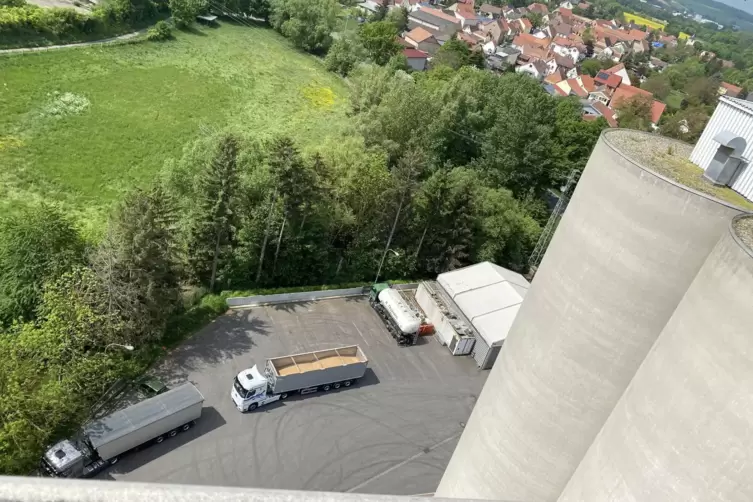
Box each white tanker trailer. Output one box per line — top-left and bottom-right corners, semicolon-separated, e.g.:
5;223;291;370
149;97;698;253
369;283;428;346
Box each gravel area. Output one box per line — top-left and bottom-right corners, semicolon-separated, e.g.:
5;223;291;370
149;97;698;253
734;216;753;251
605;130;753;210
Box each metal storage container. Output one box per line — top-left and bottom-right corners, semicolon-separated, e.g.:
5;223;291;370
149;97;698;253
85;383;204;461
265;345;368;394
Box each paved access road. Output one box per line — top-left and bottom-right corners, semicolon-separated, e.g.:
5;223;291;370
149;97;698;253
101;297;487;495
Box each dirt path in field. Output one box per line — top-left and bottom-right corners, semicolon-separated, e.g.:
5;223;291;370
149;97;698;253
0;29;145;55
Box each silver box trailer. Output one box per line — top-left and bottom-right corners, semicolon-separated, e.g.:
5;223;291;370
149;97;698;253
42;382;204;478
266;345;368;394
87;382;204;461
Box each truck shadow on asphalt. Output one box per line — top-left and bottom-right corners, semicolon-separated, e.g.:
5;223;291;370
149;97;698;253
251;368;381;414
96;406;226;479
151;313;270;387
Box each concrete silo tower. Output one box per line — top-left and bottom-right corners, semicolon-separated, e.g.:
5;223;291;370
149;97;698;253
558;214;753;502
436;130;748;502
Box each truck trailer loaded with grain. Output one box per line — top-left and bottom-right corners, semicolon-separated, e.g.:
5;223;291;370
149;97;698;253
231;345;368;412
41;383;204;478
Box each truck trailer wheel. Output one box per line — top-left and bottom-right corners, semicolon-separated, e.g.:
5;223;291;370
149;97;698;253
344;380;352;387
182;423;192;432
322;384;331;391
333;382;341;389
169;429;178;438
246;403;258;412
109;457;119;466
155;435;165;444
280;393;289;400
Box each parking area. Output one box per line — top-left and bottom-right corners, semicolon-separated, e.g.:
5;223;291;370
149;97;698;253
101;296;487;495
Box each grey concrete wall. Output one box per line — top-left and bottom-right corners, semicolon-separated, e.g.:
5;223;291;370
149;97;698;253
559;216;753;502
226;288;367;308
436;130;746;502
227;284;419;308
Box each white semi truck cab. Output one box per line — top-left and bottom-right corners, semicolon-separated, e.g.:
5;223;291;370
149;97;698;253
231;345;369;413
231;365;285;412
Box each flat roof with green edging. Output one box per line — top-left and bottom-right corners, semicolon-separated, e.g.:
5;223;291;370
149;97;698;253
605;130;753;211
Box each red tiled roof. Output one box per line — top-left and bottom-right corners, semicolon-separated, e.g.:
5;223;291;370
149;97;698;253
554;85;569;96
611;83;652;103
521;44;551;60
403;48;429;58
595;71;622;88
528;2;549;13
480;3;503;14
651;100;666;124
606;62;625;73
591;101;618;127
545;72;565;84
627;29;647;40
567;78;589;97
520;18;533;30
610;84;665;124
457;32;480;45
457;2;475;15
721;81;743;97
605;74;622;88
513;32;550;48
580;74;595;92
406;27;435;43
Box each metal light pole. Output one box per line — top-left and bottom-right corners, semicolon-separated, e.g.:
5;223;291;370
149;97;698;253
105;343;135;353
374;249;400;286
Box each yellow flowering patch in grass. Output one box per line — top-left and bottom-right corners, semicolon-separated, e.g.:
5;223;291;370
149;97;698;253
302;85;336;109
0;136;23;151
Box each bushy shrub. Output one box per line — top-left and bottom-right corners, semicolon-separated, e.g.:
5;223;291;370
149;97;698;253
146;18;170;40
0;0;26;7
0;4;97;39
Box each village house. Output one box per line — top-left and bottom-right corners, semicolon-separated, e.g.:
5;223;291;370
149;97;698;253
404;26;442;55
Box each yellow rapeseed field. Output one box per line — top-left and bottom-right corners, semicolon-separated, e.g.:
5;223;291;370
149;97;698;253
624;12;667;30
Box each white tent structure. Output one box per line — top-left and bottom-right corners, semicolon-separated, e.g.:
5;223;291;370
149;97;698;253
416;262;530;369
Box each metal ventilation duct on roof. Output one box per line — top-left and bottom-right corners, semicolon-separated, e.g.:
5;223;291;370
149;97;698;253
704;131;748;186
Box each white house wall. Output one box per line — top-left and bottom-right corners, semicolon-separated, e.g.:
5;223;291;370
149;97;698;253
690;97;753;201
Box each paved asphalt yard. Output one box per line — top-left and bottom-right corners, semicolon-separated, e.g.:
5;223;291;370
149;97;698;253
101;296;487;495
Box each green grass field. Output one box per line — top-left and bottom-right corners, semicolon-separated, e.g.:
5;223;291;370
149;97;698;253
666;90;686;110
0;23;352;230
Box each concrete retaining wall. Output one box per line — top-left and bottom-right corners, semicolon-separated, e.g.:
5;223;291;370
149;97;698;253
226;284;419;308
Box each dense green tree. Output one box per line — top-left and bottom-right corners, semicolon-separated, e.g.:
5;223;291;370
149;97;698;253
91;187;181;342
614;94;654;131
185;134;241;291
684;76;720;107
325;35;366;75
432;38;484;70
580;58;606;76
641;73;672;100
270;0;339;53
525;11;543;29
247;0;270;20
415;168;476;272
168;0;206;26
0;205;84;325
552;97;607;179
661;106;710;143
359;20;400;65
385;5;407;32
